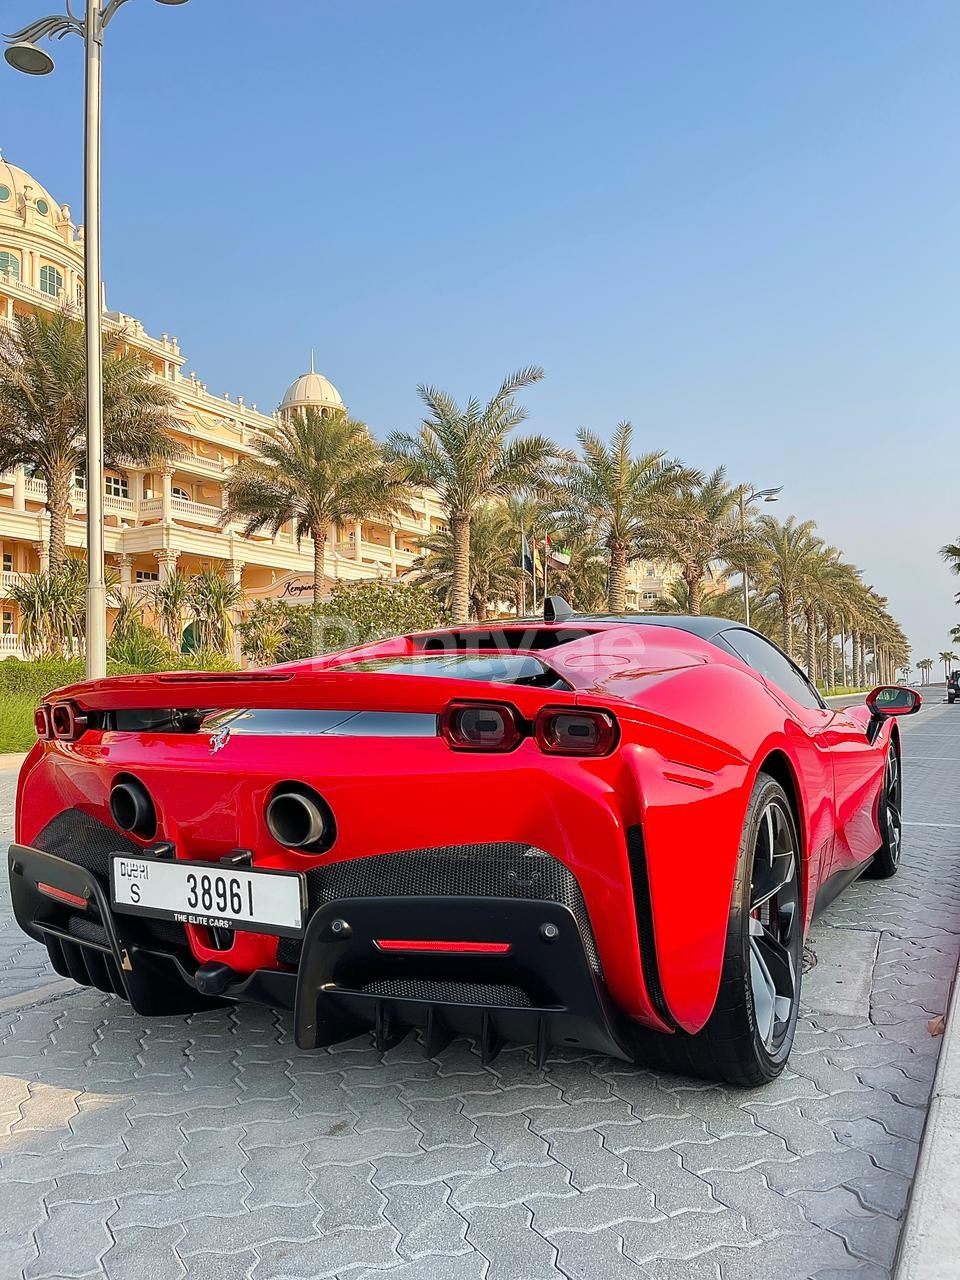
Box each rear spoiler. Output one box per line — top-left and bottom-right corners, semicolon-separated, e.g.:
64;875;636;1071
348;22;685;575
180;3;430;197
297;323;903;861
43;669;586;719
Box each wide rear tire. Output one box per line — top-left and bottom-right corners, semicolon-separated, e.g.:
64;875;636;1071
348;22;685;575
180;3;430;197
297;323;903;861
636;773;803;1087
865;739;902;879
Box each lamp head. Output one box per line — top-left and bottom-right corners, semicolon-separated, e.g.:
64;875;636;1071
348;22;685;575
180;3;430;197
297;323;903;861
4;41;55;75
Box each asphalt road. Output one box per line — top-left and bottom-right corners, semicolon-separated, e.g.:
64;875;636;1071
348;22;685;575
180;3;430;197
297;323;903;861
0;693;957;1280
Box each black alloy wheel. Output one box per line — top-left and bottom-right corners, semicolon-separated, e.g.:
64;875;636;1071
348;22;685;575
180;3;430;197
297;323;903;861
866;742;902;879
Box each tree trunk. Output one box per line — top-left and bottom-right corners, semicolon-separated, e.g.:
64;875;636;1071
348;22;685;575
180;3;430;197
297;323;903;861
514;579;524;618
450;513;471;625
473;592;488;623
686;571;702;616
825;608;836;690
46;467;71;570
855;624;865;686
312;523;328;599
608;541;627;613
781;591;793;657
840;619;848;687
805;603;816;679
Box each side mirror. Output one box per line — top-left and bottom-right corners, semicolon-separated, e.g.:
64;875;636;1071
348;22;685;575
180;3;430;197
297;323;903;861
866;685;922;718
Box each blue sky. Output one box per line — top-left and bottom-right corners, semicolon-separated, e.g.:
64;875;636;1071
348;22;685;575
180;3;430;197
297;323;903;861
4;0;958;665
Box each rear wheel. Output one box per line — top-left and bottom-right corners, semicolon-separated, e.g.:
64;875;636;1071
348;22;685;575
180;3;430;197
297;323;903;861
637;774;803;1086
865;741;902;879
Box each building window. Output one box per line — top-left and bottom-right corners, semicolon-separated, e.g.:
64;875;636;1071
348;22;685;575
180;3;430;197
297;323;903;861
135;570;159;583
105;474;129;499
72;468;85;490
76;282;84;306
172;486;190;501
642;590;659;601
0;251;20;282
39;265;63;298
2;553;11;573
0;186;10;202
35;198;50;216
2;611;13;636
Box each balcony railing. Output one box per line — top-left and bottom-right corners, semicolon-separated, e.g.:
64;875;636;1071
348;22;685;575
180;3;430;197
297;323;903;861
0;633;26;656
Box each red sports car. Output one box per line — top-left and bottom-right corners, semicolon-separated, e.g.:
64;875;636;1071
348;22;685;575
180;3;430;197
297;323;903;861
8;603;920;1086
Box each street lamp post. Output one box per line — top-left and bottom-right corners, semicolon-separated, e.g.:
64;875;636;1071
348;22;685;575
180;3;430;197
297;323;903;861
739;485;782;628
5;0;188;681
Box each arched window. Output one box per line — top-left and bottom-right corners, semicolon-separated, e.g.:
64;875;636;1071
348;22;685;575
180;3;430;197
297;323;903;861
0;251;20;282
172;487;190;501
39;265;63;298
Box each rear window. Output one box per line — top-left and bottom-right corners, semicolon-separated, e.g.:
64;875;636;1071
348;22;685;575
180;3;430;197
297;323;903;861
337;653;568;688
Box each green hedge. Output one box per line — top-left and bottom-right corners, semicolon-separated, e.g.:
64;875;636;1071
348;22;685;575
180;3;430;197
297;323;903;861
0;652;239;754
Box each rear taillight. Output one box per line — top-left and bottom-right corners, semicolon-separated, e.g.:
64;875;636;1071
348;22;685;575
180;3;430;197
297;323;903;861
49;701;88;742
535;709;618;756
440;701;523;752
34;706;52;740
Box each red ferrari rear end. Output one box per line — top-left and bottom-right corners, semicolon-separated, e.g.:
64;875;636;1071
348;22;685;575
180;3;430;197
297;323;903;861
13;626;705;1066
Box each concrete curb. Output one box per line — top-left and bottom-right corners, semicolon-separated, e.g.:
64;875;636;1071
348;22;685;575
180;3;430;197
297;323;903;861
893;958;960;1277
0;753;27;771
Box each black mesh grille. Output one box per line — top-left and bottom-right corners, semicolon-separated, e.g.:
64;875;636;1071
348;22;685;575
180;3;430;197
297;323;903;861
67;916;110;947
361;977;531;1006
33;809;188;949
277;844;600;972
33;809;138;880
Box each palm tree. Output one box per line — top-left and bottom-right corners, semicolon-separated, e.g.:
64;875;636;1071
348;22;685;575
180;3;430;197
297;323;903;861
9;559;86;658
644;467;745;616
414;503;518;621
0;310;180;568
941;540;960;601
186;568;244;653
562;421;689;613
388;368;556;624
651;577;751;620
152;570;192;651
798;541;840;681
754;515;819;659
224;407;414;598
940;651;958;682
917;658;934;685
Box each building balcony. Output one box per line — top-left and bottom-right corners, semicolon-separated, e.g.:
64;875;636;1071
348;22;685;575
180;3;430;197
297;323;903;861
0;569;34;597
0;633;27;658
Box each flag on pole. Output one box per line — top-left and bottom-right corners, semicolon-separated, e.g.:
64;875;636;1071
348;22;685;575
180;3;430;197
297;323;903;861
521;534;534;575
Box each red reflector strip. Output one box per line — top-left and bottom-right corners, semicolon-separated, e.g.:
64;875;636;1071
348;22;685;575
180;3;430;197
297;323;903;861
374;939;511;955
37;882;88;910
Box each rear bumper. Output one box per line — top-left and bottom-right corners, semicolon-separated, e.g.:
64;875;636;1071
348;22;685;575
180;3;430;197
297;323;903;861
7;841;635;1063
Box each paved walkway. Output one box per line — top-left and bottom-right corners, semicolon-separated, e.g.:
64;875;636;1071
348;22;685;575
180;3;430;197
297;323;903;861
0;699;957;1280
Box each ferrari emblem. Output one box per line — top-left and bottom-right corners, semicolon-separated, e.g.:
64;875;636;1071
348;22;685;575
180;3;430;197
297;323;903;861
209;725;231;755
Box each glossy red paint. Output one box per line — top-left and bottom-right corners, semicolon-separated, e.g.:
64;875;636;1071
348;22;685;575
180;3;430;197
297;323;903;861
15;619;908;1038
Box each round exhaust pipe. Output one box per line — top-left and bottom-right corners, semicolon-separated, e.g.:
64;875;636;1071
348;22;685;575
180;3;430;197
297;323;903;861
110;777;157;839
266;785;333;852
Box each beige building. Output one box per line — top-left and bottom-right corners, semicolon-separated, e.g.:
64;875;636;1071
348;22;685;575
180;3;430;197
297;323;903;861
0;154;449;657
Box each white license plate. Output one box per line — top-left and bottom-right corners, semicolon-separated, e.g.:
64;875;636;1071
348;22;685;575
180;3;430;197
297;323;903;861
111;855;304;938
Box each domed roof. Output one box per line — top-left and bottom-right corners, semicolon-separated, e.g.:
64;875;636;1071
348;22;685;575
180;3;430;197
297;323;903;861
0;152;64;224
280;354;343;413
